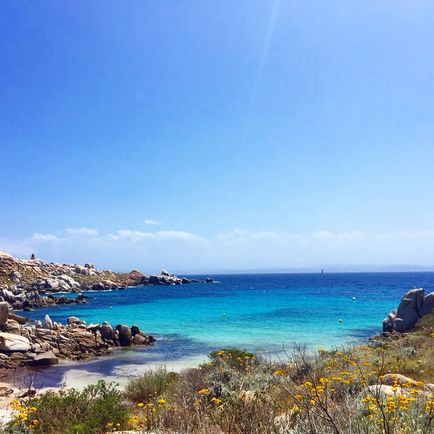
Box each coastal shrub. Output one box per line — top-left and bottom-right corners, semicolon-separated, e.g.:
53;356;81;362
208;391;281;434
6;380;129;434
209;348;256;371
5;341;434;434
366;313;434;383
165;346;433;433
277;346;434;434
123;366;179;404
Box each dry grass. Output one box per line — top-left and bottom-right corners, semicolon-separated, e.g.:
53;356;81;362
117;342;434;434
368;311;434;382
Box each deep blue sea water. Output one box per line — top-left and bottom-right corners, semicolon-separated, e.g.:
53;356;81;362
22;273;434;365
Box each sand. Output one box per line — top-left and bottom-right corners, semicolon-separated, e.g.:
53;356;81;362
0;353;206;426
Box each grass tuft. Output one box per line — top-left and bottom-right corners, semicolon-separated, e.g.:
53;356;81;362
123;366;179;404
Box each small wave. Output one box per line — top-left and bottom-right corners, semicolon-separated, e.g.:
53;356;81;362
82;289;114;293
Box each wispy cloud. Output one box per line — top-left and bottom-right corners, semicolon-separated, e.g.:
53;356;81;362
108;230;154;242
108;229;207;243
66;227;99;237
313;230;368;242
155;231;208;242
216;228;304;243
145;219;161;226
31;233;62;243
1;227;434;272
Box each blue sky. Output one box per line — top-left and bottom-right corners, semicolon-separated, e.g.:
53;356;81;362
1;1;434;272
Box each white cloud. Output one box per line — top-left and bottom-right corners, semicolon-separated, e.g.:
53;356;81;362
378;229;434;240
154;231;208;242
314;230;368;242
31;233;62;243
108;230;154;242
1;227;434;272
145;219;161;225
216;229;304;243
107;229;207;243
66;228;99;237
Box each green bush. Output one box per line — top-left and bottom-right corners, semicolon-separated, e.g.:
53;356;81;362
415;311;434;332
123;366;178;404
6;380;129;434
209;348;256;370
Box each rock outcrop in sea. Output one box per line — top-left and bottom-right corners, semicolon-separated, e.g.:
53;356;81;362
382;288;434;333
0;252;211;310
0;302;155;373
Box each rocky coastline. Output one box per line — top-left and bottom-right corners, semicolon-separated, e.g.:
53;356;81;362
0;251;212;311
0;304;155;374
0;251;212;375
382;287;434;333
2;250;433;382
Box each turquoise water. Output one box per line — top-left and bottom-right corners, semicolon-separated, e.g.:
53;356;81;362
24;272;434;359
15;272;434;388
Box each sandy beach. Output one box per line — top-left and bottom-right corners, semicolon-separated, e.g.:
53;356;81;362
0;351;207;425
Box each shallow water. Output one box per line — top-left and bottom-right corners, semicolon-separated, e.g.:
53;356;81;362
18;272;434;387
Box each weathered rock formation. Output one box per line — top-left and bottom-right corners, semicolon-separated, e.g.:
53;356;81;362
0;305;155;373
367;373;434;397
0;252;212;311
382;288;434;333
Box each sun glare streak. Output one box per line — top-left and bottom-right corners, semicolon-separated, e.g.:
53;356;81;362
240;0;282;146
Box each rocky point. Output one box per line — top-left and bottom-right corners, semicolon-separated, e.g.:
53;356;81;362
383;287;434;333
0;251;211;310
0;251;213;374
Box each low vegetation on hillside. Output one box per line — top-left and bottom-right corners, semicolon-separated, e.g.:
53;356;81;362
4;314;434;434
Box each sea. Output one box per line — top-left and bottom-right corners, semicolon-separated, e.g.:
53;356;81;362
16;272;434;388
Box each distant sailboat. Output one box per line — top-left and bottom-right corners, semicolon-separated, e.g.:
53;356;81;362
321;269;324;274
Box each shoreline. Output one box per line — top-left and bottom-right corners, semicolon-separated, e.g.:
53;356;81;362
0;284;432;430
0;331;372;392
2;352;209;390
0;330;375;422
0;347;209;425
1;254;433;429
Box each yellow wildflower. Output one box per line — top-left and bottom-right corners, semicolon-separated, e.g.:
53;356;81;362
198;388;210;395
291;404;300;413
